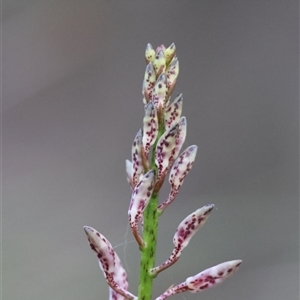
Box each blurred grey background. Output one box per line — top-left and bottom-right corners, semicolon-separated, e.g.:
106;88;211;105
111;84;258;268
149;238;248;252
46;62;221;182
3;1;299;300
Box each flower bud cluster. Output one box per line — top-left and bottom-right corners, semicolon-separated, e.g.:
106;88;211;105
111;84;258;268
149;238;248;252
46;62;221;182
83;43;241;300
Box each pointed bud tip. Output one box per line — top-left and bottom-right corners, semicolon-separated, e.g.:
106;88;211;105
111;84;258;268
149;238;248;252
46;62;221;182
83;226;94;235
157;49;165;57
146;43;153;49
157;73;167;81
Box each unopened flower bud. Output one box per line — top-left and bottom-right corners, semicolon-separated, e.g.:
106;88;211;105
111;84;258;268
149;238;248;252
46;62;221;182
128;170;156;248
165;43;176;65
142;102;158;156
153;50;166;77
165;93;183;130
145;43;155;63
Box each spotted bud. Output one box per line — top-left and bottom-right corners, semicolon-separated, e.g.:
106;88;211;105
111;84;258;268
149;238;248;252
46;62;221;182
166;57;179;95
186;260;242;293
152;73;167;109
142;102;158;156
83;226;137;300
165;116;187;175
165;93;183;130
142;63;156;104
151;205;214;275
128;170;156;248
165;43;176;65
153;50;166;77
131;129;144;187
145;43;155;63
155;122;180;181
158;145;197;212
173;205;214;250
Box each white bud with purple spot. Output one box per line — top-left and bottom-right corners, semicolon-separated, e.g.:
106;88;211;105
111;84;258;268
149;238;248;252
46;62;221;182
145;43;155;63
164;43;176;65
165;93;183;130
151;205;214;275
131;129;144;187
128;170;156;248
142;63;156;103
151;73;167;109
158;145;197;212
83;226;137;300
155;260;242;300
153;49;166;76
142;102;158;156
166;57;179;95
185;260;242;292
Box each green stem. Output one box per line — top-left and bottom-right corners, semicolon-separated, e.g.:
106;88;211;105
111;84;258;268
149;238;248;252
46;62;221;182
137;192;159;300
137;120;164;300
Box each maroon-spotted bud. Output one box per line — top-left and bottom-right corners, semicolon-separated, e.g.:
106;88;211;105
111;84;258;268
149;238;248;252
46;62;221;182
173;205;214;250
153;50;166;77
158;145;197;212
83;226;137;300
152;73;167;109
142;102;158;156
165;93;183;130
155;260;242;300
155;282;189;300
155;123;180;181
131;129;144;187
142;63;156;104
145;43;155;63
186;260;242;292
166;57;179;95
128;170;156;248
165;116;187;175
165;43;176;65
170;145;197;191
151;205;214;276
155;116;187;181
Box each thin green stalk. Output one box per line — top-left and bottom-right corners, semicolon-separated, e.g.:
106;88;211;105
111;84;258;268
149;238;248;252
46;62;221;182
137;192;159;300
137;122;164;300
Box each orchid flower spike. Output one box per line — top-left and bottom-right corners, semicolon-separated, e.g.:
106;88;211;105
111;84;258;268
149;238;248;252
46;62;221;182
84;42;242;300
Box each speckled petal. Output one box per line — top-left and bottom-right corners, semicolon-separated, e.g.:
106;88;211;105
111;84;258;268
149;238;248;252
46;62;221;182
151;73;167;109
165;94;183;130
155;260;241;299
151;205;214;275
142;63;156;103
173;205;214;249
166;57;179;95
142;102;158;156
165;43;176;65
169;145;197;189
131;129;144;187
155;282;189;300
186;260;242;293
83;226;137;300
164;116;187;175
158;145;197;212
128;170;156;248
155;122;180;180
145;43;155;63
153;50;166;77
